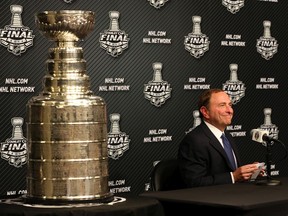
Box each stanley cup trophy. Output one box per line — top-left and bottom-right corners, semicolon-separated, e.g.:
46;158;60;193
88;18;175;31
25;10;113;204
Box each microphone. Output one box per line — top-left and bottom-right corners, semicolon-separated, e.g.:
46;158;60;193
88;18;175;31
250;129;276;143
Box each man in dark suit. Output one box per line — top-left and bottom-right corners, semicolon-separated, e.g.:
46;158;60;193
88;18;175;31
178;88;260;187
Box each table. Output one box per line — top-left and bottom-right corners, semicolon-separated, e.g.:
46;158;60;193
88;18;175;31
0;196;165;216
141;177;288;216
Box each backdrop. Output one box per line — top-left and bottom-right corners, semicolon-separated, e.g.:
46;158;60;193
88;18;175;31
0;0;287;198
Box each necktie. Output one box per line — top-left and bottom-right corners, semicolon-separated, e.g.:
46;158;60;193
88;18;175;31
221;134;236;170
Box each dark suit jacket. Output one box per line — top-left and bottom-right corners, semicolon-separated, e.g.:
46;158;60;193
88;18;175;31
177;122;242;188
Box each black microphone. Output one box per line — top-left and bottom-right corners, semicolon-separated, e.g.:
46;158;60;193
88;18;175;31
251;129;276;143
262;133;276;142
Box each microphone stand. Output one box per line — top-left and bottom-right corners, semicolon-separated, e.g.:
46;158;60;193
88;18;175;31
256;140;281;186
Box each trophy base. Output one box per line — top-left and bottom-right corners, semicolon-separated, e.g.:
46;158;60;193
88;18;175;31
23;193;114;205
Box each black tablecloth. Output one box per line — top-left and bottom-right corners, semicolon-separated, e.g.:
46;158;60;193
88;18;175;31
141;177;288;216
0;196;165;216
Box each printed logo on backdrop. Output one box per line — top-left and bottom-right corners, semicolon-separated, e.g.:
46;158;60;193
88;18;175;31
256;77;278;90
0;117;27;168
98;77;130;92
222;63;245;105
256;20;278;60
0;78;35;93
147;0;169;9
0;5;35;56
257;108;279;146
144;62;172;107
184;16;210;59
222;0;244;14
185;110;201;134
183;77;210;90
143;30;172;44
257;0;278;2
99;11;129;57
109;179;131;194
221;34;246;47
143;129;172;143
227;124;246;137
255;108;279;177
107;113;130;160
62;0;75;3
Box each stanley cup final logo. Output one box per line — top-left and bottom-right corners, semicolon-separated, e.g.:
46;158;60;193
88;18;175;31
107;113;130;160
0;117;27;168
144;62;172;107
147;0;169;9
0;5;34;55
184;16;210;59
222;0;244;14
256;20;278;60
259;108;279;146
222;63;246;105
99;11;129;57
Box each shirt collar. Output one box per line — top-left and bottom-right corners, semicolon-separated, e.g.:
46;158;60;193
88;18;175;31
204;121;224;140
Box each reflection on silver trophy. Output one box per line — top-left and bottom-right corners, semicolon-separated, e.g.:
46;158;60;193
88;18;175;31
26;10;113;204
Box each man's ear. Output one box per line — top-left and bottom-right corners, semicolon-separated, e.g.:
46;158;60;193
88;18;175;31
200;106;209;119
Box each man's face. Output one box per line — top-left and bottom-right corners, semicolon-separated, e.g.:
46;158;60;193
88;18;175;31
201;91;233;131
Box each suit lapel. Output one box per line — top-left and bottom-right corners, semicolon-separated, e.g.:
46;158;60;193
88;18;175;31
200;123;227;155
200;123;239;169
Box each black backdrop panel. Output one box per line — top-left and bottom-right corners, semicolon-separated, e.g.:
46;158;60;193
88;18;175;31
0;0;287;198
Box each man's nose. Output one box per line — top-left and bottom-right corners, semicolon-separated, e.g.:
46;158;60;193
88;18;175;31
226;105;233;113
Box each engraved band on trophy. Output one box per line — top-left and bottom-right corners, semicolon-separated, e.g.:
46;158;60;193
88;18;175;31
26;10;113;203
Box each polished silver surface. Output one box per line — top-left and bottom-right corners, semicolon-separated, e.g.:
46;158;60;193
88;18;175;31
26;10;113;203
